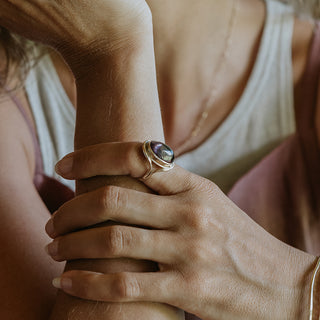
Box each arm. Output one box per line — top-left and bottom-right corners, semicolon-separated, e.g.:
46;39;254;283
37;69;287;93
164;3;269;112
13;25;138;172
0;44;181;320
0;93;64;319
0;1;182;317
49;21;183;320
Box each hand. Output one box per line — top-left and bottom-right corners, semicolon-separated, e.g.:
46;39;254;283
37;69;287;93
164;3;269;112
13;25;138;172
46;142;316;320
0;1;151;68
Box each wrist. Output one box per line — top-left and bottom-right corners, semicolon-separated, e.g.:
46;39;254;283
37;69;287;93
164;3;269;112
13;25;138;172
277;248;316;319
58;13;154;79
73;31;163;148
249;242;316;320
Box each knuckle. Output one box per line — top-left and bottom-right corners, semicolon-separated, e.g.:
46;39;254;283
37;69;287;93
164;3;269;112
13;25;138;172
99;185;125;214
175;270;204;298
183;171;198;190
105;226;124;256
209;181;220;193
184;239;206;262
184;201;212;231
194;176;218;193
113;273;140;300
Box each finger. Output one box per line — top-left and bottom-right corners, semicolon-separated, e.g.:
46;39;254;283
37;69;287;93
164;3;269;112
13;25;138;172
53;270;181;306
46;225;179;264
45;186;179;238
55;142;196;195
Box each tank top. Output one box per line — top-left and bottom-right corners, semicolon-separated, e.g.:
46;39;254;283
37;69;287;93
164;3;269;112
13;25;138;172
23;0;295;194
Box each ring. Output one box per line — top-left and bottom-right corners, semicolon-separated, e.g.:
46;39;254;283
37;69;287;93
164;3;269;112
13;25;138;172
141;140;175;180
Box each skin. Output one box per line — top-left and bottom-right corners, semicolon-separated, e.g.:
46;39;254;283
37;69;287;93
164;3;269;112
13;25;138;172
49;12;320;318
47;141;316;319
0;1;182;319
0;0;317;319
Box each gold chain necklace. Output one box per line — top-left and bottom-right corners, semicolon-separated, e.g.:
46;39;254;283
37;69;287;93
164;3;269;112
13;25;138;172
176;0;239;155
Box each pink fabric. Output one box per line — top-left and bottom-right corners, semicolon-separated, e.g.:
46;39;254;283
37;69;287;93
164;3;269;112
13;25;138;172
229;22;320;255
8;93;74;214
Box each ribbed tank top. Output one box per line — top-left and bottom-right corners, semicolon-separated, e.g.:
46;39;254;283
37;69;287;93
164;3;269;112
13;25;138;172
25;0;295;193
25;52;76;191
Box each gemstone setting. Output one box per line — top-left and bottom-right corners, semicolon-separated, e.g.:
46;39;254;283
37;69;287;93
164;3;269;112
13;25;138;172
150;141;175;164
141;140;175;179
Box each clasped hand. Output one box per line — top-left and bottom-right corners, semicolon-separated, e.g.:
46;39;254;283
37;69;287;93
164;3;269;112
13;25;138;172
44;142;311;320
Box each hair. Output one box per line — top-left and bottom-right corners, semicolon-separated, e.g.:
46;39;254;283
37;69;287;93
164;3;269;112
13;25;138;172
0;27;42;91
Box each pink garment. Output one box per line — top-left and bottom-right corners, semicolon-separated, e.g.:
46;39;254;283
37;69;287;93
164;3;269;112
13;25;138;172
10;22;320;320
229;22;320;256
8;94;74;214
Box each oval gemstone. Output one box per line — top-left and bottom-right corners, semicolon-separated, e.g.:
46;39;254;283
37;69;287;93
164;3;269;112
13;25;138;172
150;141;174;163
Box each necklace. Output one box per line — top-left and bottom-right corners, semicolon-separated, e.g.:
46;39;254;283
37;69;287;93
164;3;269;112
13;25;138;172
175;0;239;155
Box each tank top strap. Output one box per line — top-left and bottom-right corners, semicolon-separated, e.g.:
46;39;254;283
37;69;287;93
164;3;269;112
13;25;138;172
7;91;75;212
6;91;45;187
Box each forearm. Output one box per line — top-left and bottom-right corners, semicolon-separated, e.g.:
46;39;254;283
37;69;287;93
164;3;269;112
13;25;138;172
49;23;183;320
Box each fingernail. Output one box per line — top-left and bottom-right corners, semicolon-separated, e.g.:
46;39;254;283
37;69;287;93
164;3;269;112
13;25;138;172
45;241;59;257
55;156;73;176
52;277;72;290
45;219;56;238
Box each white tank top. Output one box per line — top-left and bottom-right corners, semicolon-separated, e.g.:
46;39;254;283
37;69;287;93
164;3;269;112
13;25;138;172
25;0;295;193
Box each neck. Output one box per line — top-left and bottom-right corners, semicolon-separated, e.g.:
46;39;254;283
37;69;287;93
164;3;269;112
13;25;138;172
147;0;242;147
145;0;266;155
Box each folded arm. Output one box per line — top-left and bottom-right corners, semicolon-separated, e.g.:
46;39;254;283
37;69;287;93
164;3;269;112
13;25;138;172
48;8;183;320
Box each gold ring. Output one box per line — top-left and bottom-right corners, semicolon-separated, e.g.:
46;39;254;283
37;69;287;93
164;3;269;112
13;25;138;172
141;140;175;180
